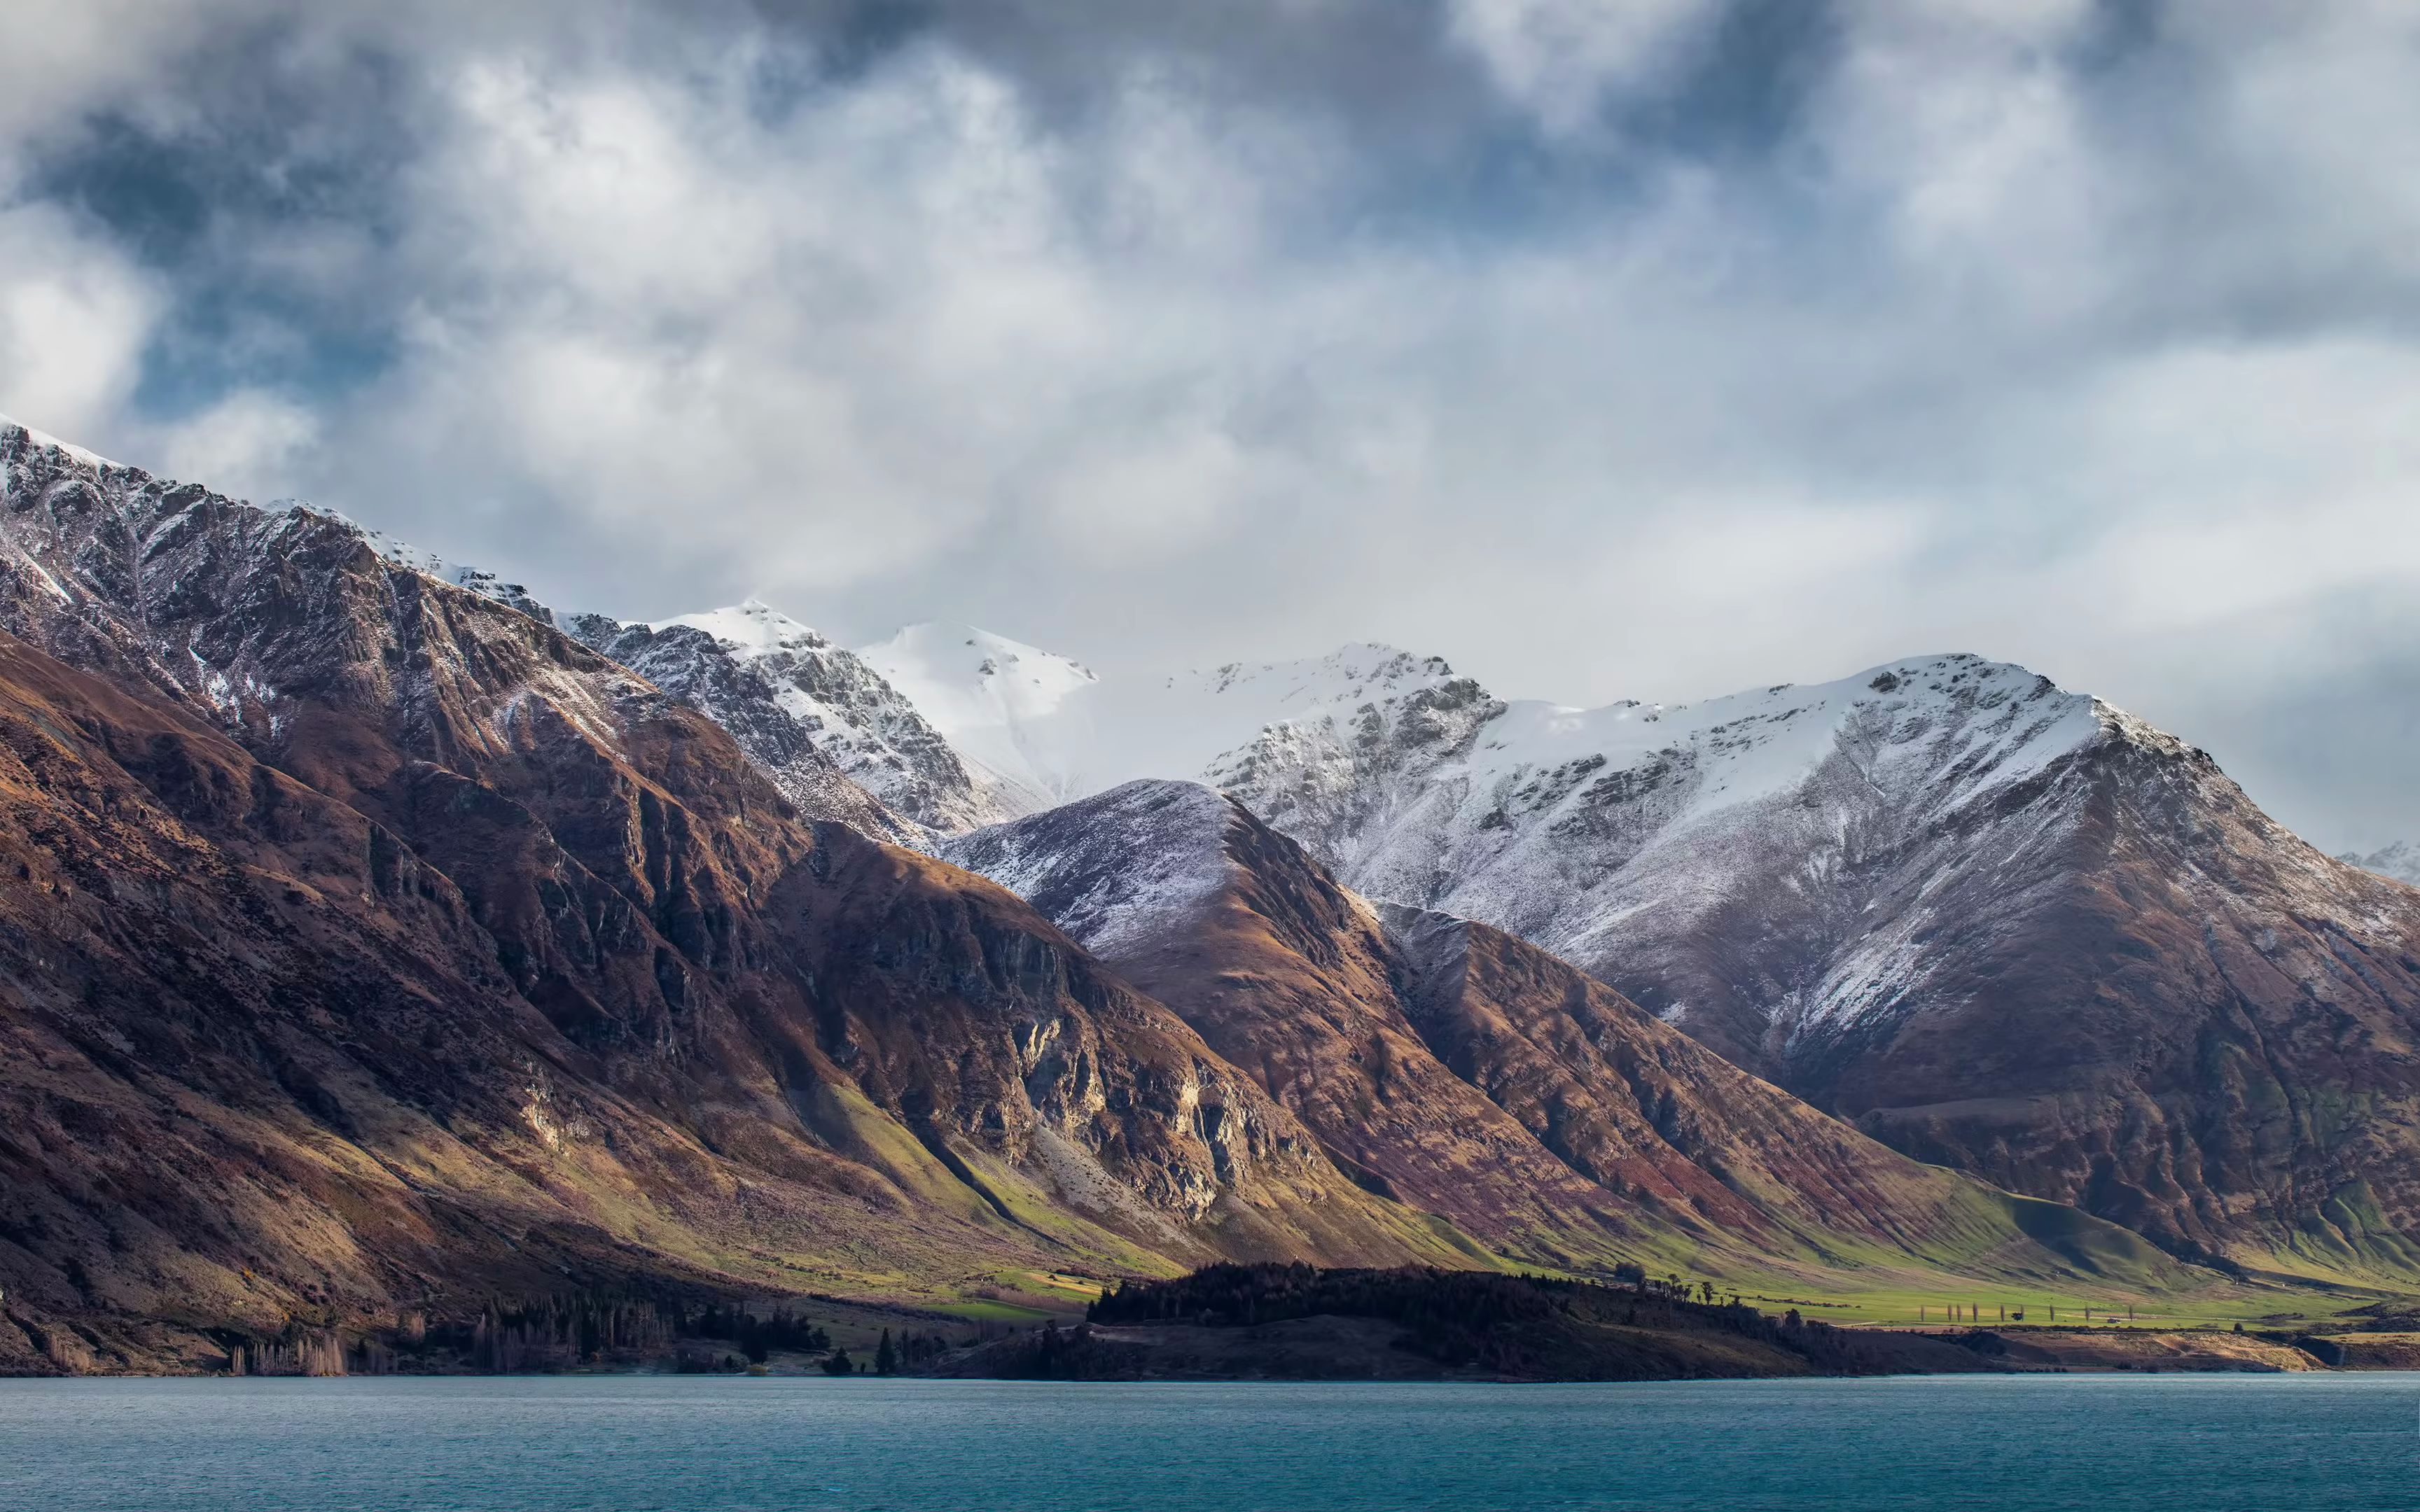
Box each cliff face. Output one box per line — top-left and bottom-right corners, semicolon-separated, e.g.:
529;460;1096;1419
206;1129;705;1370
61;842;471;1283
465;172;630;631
0;420;1461;1373
943;780;2196;1289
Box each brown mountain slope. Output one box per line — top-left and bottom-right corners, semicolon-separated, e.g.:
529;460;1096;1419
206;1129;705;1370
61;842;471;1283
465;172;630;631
956;782;1650;1266
1784;720;2420;1280
0;631;1473;1373
941;779;2202;1290
0;425;1475;1373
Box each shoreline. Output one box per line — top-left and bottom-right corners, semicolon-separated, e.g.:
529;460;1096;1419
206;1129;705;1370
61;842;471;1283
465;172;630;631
4;1320;2391;1382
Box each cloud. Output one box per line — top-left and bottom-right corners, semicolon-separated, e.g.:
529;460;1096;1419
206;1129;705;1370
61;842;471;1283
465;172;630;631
150;388;319;501
1446;0;1720;134
2;0;2419;846
0;201;158;442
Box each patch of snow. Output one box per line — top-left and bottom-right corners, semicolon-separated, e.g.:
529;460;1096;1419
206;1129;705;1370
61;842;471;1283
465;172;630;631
653;598;826;656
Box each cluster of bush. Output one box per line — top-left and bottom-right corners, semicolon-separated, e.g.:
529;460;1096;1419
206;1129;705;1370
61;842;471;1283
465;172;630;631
1085;1263;1910;1379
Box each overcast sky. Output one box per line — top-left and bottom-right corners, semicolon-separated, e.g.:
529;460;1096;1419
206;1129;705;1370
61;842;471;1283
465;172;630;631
3;1;2416;848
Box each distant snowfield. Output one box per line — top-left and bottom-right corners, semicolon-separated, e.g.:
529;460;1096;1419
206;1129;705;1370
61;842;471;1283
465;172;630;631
856;622;1104;816
839;625;2111;858
2342;840;2420;887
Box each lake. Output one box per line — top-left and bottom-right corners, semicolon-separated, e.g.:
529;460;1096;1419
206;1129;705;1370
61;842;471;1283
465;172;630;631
4;1373;2416;1511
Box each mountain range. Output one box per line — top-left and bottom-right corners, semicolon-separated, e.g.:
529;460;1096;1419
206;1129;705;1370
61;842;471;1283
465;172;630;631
4;410;2416;1372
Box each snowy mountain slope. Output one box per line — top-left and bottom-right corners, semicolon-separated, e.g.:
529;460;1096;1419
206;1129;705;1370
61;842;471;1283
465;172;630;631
284;524;949;841
1183;643;2420;1273
856;622;1103;816
2340;841;2420;888
563;601;992;837
1205;652;2103;1002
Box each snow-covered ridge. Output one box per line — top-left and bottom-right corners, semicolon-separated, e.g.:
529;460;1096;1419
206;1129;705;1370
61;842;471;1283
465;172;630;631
1202;648;2106;840
346;517;563;624
0;412;116;471
2342;841;2420;888
564;600;993;836
940;780;1242;962
858;622;1102;817
1183;647;2153;1063
654;599;831;656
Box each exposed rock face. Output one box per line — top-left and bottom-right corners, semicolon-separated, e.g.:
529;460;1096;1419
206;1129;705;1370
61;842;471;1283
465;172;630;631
1199;648;2420;1275
563;603;1003;839
0;419;1463;1371
943;780;2193;1288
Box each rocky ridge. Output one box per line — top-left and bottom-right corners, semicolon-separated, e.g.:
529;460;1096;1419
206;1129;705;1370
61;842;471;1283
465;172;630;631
562;602;1004;838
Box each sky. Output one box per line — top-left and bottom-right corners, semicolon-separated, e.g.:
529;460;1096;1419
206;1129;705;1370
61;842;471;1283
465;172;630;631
1;0;2417;849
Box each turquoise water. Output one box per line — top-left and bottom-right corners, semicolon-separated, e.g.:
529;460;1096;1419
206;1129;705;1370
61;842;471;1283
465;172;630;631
4;1373;2417;1511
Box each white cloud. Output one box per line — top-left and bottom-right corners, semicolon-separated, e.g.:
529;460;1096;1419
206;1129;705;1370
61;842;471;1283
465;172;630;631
150;388;319;503
0;202;158;444
1445;0;1717;134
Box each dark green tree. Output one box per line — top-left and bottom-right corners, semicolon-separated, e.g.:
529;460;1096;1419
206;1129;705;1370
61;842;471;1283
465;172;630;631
875;1329;898;1376
821;1348;854;1377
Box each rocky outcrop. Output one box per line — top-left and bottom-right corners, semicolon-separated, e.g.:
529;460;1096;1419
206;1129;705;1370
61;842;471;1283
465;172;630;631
564;603;1002;839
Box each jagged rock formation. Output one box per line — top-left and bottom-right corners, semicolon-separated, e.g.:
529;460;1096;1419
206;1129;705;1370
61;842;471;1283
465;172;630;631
560;603;999;839
943;780;2195;1289
0;417;1471;1371
1191;648;2420;1277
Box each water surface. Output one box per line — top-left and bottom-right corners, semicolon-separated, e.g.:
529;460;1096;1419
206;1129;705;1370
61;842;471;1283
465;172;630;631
6;1373;2416;1511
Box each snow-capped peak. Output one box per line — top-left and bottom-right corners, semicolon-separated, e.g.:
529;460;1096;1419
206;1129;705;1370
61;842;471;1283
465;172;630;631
652;598;831;656
1191;643;1457;703
857;622;1103;813
1443;651;2103;831
0;412;118;471
1192;648;2119;996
